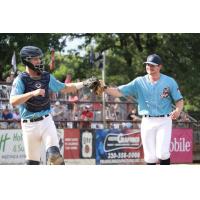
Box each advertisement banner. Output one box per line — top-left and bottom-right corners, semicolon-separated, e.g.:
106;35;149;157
0;129;64;165
80;129;96;159
64;129;80;159
96;129;144;165
64;129;95;164
170;128;193;163
0;129;25;164
0;128;193;165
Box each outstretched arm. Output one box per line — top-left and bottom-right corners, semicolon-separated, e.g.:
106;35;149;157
60;79;92;94
60;76;123;97
105;87;123;97
60;83;79;94
61;77;104;94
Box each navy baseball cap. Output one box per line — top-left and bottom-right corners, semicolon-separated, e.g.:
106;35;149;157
144;54;162;65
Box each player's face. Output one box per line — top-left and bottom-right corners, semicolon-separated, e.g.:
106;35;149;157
30;56;42;66
146;64;161;75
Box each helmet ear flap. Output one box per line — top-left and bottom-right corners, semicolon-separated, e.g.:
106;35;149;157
21;58;37;72
21;58;27;66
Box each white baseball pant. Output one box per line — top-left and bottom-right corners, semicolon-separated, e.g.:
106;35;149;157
141;116;172;163
21;114;59;161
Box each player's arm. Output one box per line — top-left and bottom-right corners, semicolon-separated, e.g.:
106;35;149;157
170;78;184;120
60;77;106;94
60;82;84;94
101;79;137;98
95;79;123;97
10;77;45;107
49;74;80;94
10;89;45;107
170;99;184;120
175;99;184;113
61;76;123;96
104;87;123;97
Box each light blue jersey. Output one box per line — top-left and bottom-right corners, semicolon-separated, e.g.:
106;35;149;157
118;73;183;116
10;74;65;119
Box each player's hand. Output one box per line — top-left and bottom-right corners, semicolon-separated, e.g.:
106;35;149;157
32;89;45;97
67;86;77;93
83;77;107;96
170;110;181;120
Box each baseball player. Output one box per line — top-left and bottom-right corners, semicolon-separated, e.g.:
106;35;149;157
103;54;184;165
9;46;97;165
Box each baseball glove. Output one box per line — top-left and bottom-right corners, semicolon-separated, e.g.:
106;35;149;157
83;77;107;96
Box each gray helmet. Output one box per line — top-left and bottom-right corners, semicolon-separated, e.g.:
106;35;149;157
20;46;45;73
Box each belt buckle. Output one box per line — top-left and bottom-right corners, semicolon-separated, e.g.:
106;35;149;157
43;114;49;119
23;119;30;123
33;116;43;122
23;114;49;123
26;117;40;123
33;116;41;122
43;115;48;119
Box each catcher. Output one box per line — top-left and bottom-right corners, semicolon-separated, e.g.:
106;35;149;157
92;54;184;165
10;45;99;165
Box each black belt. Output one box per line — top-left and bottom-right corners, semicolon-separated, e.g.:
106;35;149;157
144;114;170;118
22;114;49;123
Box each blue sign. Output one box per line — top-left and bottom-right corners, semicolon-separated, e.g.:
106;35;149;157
96;129;143;165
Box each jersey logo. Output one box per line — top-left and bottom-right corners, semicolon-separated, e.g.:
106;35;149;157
35;82;42;89
160;87;170;98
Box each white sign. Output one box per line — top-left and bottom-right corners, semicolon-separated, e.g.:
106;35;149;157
0;129;64;165
0;129;25;164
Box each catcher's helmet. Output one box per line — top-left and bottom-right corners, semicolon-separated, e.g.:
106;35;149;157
20;46;45;73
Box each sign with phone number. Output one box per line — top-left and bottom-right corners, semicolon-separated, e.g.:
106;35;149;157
107;152;141;159
96;129;144;164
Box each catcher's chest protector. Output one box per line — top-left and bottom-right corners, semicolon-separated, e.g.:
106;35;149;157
20;72;50;112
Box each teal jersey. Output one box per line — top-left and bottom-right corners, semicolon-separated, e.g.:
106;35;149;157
10;73;65;119
118;74;183;116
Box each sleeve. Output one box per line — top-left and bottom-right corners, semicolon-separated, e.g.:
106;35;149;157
170;78;183;102
10;76;25;97
118;78;138;97
49;74;66;93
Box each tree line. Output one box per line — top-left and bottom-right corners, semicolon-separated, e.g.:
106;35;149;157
0;33;199;115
